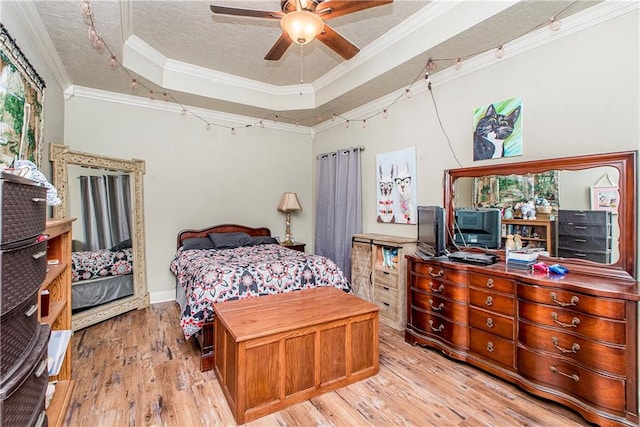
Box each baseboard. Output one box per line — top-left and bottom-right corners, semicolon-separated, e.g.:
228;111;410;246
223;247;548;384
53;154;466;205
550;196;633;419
150;289;176;304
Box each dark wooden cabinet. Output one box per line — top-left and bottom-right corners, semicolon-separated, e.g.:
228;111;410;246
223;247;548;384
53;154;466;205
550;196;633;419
405;256;639;427
280;241;305;252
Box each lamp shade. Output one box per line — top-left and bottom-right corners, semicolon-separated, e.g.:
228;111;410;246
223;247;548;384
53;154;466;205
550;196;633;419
280;10;324;45
278;192;302;212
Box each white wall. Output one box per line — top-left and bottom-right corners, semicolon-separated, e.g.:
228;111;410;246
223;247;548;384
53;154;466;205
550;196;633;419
313;9;639;244
63;96;312;301
0;2;65;177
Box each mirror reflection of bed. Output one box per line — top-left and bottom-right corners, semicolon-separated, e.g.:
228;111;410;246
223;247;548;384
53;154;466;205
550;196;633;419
68;165;134;314
49;143;149;331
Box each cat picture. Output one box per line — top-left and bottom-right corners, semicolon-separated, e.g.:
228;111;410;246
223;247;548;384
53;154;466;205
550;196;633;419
473;99;522;161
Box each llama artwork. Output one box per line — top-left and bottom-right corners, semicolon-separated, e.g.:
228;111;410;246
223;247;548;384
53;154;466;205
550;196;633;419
376;147;417;225
377;165;395;223
394;162;414;224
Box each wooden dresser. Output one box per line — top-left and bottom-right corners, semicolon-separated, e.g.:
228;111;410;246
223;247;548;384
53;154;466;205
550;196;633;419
405;256;639;427
351;233;416;330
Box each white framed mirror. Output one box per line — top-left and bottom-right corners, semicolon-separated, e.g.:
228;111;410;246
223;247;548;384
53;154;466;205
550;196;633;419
49;143;149;330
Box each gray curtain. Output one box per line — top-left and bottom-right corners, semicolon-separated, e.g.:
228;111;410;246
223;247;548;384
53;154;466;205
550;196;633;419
79;174;131;251
315;147;362;281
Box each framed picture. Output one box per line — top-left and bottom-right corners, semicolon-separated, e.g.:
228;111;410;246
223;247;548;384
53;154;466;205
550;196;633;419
0;23;46;167
375;147;417;224
472;97;523;161
590;185;619;214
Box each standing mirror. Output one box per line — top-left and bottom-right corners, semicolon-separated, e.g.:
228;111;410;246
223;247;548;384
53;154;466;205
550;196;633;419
50;143;149;330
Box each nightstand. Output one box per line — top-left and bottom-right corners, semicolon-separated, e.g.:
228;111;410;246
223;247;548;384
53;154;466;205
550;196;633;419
280;242;306;252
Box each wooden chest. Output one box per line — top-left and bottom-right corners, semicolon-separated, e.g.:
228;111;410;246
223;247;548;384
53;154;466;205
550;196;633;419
213;287;379;424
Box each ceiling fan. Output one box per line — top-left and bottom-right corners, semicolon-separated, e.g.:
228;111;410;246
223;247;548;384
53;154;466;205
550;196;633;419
210;0;393;61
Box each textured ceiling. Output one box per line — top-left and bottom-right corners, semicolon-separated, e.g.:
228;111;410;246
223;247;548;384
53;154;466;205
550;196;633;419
31;0;602;126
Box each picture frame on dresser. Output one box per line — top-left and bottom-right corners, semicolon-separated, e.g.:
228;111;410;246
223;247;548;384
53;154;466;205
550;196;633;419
590;184;619;214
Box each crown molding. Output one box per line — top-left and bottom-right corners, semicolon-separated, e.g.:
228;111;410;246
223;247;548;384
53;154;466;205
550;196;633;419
64;85;312;135
14;1;71;90
313;0;638;134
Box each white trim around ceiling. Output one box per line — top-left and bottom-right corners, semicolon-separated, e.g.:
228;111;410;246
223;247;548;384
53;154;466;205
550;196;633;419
12;0;71;90
312;0;639;134
63;85;312;135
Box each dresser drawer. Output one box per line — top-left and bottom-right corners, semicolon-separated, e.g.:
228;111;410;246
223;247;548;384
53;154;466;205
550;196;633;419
518;321;626;376
0;173;47;245
518;283;625;320
411;277;467;302
470;328;514;368
412;263;467;283
374;269;398;289
469;288;514;316
557;222;611;239
411;291;467;322
375;297;399;322
0;324;50;427
409;308;468;348
374;283;397;303
469;272;515;294
0;240;48;316
558;235;611;252
518;301;625;345
0;291;40;379
517;346;625;413
469;308;514;340
558;209;612;226
556;249;610;263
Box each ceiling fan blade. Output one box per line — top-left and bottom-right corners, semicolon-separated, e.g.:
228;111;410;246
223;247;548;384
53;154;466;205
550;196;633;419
264;32;293;60
316;0;393;20
316;24;359;60
210;5;283;19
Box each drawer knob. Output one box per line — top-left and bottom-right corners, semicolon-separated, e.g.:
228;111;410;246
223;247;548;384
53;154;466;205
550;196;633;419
485;296;493;306
551;337;580;354
551;312;580;328
429;299;444;311
430;284;444;293
25;304;38;317
550;292;578;307
428;320;444;332
31;197;47;203
428;267;444;278
550;366;579;382
32;250;47;260
486;342;494;352
486;278;494;288
486;317;494;328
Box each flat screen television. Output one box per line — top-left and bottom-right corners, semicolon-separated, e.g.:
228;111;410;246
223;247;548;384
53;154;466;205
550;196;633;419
453;208;501;249
417;206;446;256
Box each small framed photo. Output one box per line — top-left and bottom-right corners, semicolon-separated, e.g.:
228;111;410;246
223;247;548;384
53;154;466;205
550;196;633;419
590;185;619;214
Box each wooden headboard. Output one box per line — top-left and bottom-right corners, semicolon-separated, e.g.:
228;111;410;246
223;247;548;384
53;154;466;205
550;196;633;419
176;224;271;249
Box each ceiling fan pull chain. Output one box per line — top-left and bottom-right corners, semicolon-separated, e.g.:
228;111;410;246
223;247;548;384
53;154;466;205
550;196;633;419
300;43;304;84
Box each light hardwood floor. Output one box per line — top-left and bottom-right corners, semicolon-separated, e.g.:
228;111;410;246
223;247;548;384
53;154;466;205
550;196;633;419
65;302;590;426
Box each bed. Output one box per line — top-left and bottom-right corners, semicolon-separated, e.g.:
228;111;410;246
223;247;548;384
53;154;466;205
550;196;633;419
170;224;351;371
71;245;134;312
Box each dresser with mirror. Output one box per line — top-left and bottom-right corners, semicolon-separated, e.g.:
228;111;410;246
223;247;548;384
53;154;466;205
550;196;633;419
405;151;639;426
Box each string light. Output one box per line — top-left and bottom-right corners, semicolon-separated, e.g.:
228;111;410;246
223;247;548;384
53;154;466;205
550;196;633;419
79;0;575;134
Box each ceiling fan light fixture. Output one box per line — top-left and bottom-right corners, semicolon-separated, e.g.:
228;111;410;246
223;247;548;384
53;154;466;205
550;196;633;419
280;11;324;45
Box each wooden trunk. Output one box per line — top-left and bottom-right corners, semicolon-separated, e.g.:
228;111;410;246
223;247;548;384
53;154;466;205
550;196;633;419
213;287;379;424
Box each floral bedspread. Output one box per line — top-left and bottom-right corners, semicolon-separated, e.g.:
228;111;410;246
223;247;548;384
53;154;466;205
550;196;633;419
71;248;134;282
170;244;351;339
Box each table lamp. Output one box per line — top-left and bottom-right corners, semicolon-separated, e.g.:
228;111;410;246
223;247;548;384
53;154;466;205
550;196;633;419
277;192;302;245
